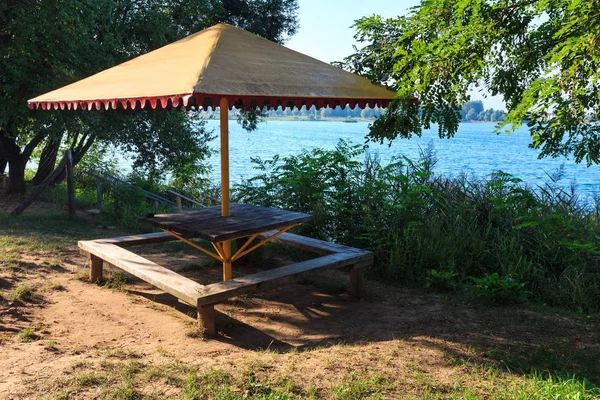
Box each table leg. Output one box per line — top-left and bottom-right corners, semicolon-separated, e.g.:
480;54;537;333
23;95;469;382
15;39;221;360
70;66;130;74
223;240;232;281
90;254;103;283
349;266;364;298
197;304;215;336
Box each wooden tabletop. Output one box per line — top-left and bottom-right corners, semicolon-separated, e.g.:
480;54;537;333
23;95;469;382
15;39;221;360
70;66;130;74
140;203;312;243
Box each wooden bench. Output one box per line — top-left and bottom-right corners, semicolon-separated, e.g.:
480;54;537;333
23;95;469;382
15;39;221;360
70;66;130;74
78;232;372;336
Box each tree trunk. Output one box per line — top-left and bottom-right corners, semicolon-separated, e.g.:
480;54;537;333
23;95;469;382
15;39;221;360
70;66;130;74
0;159;6;175
53;135;96;185
0;134;26;195
7;155;26;194
32;136;61;185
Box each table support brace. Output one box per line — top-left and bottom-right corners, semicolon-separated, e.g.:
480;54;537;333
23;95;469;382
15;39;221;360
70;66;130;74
161;225;298;282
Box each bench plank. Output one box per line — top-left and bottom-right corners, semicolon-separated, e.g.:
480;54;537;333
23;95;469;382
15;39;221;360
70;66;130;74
257;231;367;256
78;240;205;306
96;232;183;247
196;251;371;306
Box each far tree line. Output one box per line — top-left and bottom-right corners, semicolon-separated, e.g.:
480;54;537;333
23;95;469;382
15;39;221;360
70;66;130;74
199;101;504;122
198;105;386;120
460;101;506;122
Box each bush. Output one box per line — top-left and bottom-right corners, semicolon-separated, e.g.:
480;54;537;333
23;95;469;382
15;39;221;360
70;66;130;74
234;141;600;313
468;273;529;305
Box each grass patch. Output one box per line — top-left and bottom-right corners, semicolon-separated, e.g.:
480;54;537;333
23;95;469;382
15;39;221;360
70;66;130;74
77;372;107;387
12;284;36;302
18;327;40;342
185;329;201;338
510;374;600;399
485;343;600;386
73;269;89;281
50;282;67;291
331;372;393;400
0;212;101;253
43;258;62;268
102;271;128;291
43;340;59;352
103;347;142;360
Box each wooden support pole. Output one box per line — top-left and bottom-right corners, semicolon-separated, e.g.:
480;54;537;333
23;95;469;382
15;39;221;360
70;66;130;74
349;266;364;298
220;98;232;281
220;98;230;217
197;304;216;336
90;254;103;283
154;200;159;214
176;195;182;211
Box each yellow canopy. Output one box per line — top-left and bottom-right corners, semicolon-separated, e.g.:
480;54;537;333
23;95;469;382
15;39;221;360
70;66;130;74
28;23;395;111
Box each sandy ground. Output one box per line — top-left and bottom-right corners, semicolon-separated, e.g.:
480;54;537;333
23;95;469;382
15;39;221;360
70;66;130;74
0;205;598;398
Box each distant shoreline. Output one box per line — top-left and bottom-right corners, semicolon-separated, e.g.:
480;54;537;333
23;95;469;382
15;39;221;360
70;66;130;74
196;115;502;124
197;115;376;122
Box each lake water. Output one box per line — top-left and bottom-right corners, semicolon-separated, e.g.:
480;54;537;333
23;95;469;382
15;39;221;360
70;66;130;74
202;120;600;201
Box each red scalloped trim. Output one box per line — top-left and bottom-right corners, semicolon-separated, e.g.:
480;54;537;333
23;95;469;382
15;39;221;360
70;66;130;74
28;93;393;111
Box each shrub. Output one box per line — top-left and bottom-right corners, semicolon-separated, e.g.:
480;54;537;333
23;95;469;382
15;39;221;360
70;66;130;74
234;141;600;313
468;273;529;305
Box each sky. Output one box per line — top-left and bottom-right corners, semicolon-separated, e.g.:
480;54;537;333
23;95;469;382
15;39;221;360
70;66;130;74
286;0;505;110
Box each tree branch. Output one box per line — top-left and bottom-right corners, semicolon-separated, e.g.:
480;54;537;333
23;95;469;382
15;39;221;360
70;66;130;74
22;129;49;165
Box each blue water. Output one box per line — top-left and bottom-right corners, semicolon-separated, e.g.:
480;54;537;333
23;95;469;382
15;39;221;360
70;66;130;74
203;120;600;201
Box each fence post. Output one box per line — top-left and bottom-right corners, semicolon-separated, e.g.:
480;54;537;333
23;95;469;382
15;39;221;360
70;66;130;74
65;150;75;218
96;178;102;211
176;195;182;211
154;200;159;214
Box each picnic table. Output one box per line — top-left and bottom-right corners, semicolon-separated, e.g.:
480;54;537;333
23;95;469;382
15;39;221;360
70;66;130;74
140;203;313;281
78;204;372;336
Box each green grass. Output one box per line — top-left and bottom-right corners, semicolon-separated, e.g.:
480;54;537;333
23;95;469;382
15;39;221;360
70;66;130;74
0;212;105;252
12;284;36;302
18;327;40;342
44;340;59;351
39;353;600;400
101;270;128;291
77;372;107;387
331;372;393;399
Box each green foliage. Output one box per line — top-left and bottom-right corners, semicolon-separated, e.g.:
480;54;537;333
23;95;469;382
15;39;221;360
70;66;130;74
1;0;299;193
235;142;600;312
339;1;600;165
468;273;529;305
426;269;458;292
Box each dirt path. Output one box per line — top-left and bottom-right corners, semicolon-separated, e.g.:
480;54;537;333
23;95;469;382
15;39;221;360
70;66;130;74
0;211;599;399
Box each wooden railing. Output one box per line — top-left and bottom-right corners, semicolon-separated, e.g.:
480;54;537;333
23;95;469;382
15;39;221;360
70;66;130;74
85;171;214;214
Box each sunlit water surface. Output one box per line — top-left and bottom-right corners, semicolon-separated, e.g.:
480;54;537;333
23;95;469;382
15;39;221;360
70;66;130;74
198;120;600;202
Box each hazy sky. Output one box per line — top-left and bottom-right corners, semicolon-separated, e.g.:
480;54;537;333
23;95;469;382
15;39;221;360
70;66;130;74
286;0;505;110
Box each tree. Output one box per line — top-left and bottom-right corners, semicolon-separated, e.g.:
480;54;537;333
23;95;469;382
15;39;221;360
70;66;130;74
461;101;484;120
339;1;600;165
465;108;478;122
0;0;299;194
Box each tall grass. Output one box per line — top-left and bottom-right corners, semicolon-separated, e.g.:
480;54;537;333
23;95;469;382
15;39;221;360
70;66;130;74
234;140;600;313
